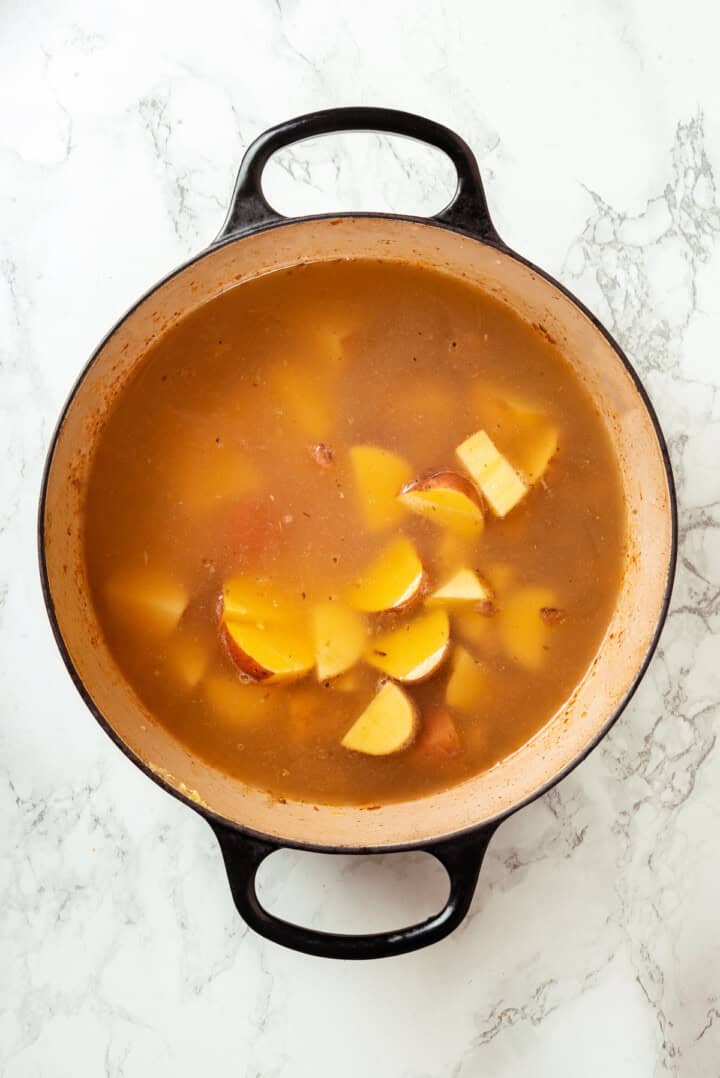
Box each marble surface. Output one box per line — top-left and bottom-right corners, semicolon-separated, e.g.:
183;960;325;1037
1;0;719;1074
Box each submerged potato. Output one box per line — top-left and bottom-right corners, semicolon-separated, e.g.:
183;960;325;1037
350;445;412;531
348;537;425;614
341;681;417;756
398;470;484;537
366;609;451;684
105;569;188;637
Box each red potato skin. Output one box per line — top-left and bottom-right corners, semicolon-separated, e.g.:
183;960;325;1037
221;621;271;682
414;707;461;762
400;469;484;509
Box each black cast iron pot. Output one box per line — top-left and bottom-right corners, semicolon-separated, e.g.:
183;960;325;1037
39;108;677;960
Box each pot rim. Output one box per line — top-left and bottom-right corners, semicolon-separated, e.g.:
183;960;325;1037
37;209;679;855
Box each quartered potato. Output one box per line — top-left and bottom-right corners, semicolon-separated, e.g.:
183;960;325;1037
105;569;188;637
348;536;425;614
471;388;559;483
398;470;484;537
223;620;314;684
366;609;451;684
164;631;211;689
174;443;259;514
497;586;558;669
270;362;333;440
350;445;412;531
312;601;366;681
445;645;486;714
203;672;283;724
455;430;528;517
426;568;492;607
341;681;418;756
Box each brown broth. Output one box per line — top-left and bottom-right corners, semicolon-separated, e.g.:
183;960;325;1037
83;259;626;805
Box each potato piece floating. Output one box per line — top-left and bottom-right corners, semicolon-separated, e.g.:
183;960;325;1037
366;609;450;684
415;708;461;762
446;645;486;714
435;530;477;577
176;444;259;513
203;672;283;724
164;632;210;689
221;577;302;625
350;445;412;531
426;568;492;607
341;681;417;756
453;609;496;651
497;586;557;669
105;569;188;637
312;601;367;681
348;537;425;614
223;620;314;684
455;430;528;517
397;470;484;537
471;389;559;483
270;363;332;439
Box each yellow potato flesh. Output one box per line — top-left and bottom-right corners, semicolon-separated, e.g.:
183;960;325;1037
446;645;486;714
203;672;283;724
350;445;412;531
222;578;302;624
224;620;314;683
366;609;450;683
270;363;332;440
497;586;556;669
176;444;259;513
341;681;417;755
471;389;559;483
348;537;424;613
397;485;484;538
106;569;188;637
453;609;496;651
312;601;366;681
455;430;528;517
426;568;492;607
164;632;210;689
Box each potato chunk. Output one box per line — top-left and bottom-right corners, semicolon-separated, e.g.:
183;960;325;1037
312;602;366;681
415;708;461;762
270;363;332;439
221;577;303;624
164;632;210;689
472;389;559;483
397;470;484;537
366;609;450;684
497;586;557;669
223;620;314;683
426;568;492;607
203;672;283;723
350;445;412;531
348;537;425;614
455;430;527;517
105;569;188;637
341;681;417;755
445;645;486;714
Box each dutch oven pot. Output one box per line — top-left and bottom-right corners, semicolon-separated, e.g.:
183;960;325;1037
39;108;677;960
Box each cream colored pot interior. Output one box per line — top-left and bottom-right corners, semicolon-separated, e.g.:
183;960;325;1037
43;216;673;848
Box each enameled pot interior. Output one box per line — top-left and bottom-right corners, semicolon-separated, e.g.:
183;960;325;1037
42;216;673;849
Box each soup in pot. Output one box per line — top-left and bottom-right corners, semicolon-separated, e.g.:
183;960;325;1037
83;258;626;805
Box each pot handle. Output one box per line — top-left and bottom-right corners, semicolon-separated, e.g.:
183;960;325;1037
208;819;498;960
216;106;499;243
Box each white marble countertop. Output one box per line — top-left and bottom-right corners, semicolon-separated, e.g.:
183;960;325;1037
2;1;719;1075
